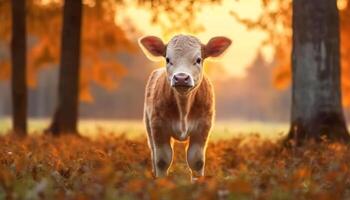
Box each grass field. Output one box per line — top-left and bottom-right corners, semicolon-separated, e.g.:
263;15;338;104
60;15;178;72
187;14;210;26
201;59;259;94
1;119;350;199
1;133;350;199
0;118;288;140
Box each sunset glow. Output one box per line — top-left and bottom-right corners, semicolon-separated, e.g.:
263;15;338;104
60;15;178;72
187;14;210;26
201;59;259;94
338;0;348;10
117;0;272;78
2;0;350;197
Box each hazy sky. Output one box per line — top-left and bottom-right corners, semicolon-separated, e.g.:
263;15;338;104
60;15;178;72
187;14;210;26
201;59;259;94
116;0;274;78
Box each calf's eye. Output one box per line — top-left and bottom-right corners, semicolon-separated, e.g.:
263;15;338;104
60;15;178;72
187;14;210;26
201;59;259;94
195;58;202;65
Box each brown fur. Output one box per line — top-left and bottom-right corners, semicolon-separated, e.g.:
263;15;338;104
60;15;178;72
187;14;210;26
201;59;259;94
144;68;214;178
140;34;231;179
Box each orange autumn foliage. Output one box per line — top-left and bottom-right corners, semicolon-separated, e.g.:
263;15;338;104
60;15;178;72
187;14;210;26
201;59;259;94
0;0;134;102
233;0;350;106
0;0;222;102
1;133;350;199
0;1;11;80
135;0;221;38
341;2;350;106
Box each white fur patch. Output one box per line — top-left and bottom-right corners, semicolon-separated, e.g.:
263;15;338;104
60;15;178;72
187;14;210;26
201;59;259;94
171;120;198;141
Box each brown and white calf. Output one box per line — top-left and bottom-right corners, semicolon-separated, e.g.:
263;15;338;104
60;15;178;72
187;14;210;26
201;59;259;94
139;35;231;179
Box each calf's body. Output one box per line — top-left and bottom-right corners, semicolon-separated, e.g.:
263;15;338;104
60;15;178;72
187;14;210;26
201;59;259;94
139;34;231;178
144;68;214;177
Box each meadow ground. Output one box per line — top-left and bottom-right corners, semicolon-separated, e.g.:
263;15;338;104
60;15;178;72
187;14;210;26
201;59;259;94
0;120;350;199
0;118;288;139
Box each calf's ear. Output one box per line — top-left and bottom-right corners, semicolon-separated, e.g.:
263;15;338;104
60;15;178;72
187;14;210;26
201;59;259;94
203;37;232;58
139;36;166;58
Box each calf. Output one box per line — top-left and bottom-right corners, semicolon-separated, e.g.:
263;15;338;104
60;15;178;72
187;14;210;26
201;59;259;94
139;35;231;179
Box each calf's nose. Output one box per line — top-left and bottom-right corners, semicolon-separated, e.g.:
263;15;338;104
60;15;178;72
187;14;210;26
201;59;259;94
173;73;191;86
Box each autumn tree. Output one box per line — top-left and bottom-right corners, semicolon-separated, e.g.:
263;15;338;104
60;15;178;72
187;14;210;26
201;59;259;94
0;0;133;135
47;0;221;135
288;0;349;142
46;0;83;135
233;0;350;143
0;1;133;97
11;0;27;136
1;0;221;135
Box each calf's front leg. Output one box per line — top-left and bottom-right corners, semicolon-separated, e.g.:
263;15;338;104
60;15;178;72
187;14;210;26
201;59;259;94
151;124;173;177
186;124;210;179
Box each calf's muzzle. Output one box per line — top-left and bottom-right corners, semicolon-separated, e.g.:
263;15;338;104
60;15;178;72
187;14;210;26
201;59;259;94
172;72;193;88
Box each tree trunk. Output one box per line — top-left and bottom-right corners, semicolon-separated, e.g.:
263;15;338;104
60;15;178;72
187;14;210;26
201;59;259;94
11;0;27;136
288;0;349;143
47;0;82;135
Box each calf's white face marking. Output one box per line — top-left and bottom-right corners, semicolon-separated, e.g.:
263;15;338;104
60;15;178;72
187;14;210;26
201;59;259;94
139;34;232;95
166;36;202;92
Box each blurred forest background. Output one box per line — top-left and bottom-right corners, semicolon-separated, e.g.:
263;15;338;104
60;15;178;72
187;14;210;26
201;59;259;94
0;0;350;125
2;0;350;198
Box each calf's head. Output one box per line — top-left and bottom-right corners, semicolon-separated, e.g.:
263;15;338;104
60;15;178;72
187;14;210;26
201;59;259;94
139;35;231;94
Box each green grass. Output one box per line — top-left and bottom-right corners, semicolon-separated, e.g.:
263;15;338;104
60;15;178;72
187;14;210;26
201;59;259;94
0;118;288;140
